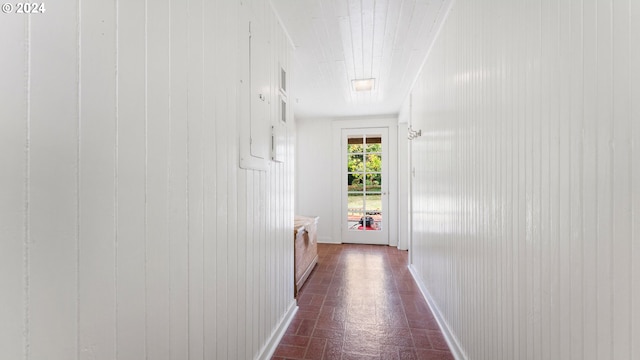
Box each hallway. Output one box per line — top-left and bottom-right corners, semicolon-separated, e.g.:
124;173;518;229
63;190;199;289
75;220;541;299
273;244;454;360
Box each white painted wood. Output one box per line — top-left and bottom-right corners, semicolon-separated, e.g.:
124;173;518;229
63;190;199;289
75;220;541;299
78;1;118;359
258;302;298;360
631;3;640;359
169;1;190;358
408;0;640;359
340;127;389;245
0;1;297;360
116;1;147;358
28;2;79;358
296;117;398;245
611;3;633;360
397;121;409;251
295;119;334;242
595;1;614;359
201;0;218;356
145;0;172;358
0;13;28;360
187;0;205;358
334;118;398;245
240;0;273;171
271;0;449;118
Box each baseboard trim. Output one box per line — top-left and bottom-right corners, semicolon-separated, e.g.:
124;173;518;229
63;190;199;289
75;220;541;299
408;265;467;360
258;300;299;360
317;236;341;244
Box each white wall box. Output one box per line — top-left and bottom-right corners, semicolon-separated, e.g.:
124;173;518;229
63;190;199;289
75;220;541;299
239;0;292;170
239;0;271;170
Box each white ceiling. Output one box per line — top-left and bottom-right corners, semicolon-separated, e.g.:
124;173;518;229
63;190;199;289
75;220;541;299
270;0;450;119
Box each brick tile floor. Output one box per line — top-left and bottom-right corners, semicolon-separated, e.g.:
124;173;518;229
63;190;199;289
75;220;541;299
272;244;454;360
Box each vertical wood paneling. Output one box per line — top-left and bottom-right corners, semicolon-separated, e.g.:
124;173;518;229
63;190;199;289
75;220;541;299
1;1;296;359
238;157;249;360
201;0;218;356
631;3;640;359
556;0;572;357
169;0;190;357
0;13;28;360
581;1;598;359
569;1;584;359
28;2;79;358
408;0;640;359
146;0;171;358
246;169;257;357
116;0;147;358
187;0;205;358
546;1;562;357
595;1;614;359
611;2;632;359
213;1;230;358
78;1;118;359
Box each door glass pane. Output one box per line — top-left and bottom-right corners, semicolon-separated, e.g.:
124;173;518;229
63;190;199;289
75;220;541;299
346;134;383;232
365;153;381;172
347;192;363;231
348;174;364;191
364;193;382;231
348;143;364;153
365;173;382;192
365;142;382;153
347;154;364;172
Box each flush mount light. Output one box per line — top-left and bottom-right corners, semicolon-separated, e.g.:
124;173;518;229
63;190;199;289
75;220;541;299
351;78;376;91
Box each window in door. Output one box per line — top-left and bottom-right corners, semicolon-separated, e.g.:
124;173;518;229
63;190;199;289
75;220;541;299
346;135;383;231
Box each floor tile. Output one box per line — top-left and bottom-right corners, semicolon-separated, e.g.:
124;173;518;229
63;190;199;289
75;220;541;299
415;349;455;360
304;337;327;359
297;319;317;337
274;344;307;359
272;244;454;360
426;330;450;351
281;334;311;347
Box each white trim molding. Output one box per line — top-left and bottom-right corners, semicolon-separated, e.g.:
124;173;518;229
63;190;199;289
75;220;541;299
331;117;399;246
258;301;298;360
409;265;467;360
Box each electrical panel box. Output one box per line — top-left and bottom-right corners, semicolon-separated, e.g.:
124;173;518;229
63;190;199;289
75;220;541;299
239;2;270;171
239;0;292;170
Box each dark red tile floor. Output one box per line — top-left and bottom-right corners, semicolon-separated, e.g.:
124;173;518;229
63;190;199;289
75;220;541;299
272;244;454;360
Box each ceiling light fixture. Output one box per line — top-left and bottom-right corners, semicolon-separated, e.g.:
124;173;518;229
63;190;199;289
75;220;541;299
351;78;376;91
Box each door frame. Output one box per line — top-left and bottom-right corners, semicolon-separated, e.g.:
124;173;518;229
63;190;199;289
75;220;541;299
340;128;389;245
331;118;398;246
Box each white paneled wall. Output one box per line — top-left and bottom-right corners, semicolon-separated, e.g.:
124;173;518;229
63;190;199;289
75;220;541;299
295;117;399;246
295;119;335;242
0;1;295;359
408;0;640;359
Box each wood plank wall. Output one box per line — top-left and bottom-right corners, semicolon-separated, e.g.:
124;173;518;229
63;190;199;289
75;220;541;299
408;0;640;359
0;1;295;359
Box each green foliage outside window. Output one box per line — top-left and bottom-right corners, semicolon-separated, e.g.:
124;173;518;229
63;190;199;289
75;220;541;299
347;143;382;192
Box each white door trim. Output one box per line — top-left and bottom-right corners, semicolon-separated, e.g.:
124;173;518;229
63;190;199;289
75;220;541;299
331;117;398;246
340;128;389;245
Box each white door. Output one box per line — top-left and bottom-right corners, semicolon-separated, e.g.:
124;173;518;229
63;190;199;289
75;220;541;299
341;128;389;245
